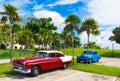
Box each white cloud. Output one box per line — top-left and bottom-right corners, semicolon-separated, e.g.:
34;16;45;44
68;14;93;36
0;0;33;18
80;27;120;49
33;10;65;33
87;0;120;26
98;29;120;50
0;0;32;10
0;6;4;12
9;0;31;8
47;0;81;6
86;0;120;49
0;0;7;12
32;4;43;10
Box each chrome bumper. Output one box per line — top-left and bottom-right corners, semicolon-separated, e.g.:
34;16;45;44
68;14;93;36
13;65;31;74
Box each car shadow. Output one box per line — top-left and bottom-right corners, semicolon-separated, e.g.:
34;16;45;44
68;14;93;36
3;68;63;80
2;71;28;79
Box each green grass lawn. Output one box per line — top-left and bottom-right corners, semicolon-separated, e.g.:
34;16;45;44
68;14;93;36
0;49;34;59
0;63;17;78
68;62;120;77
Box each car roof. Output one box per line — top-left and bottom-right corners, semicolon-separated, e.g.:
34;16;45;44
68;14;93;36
37;50;63;54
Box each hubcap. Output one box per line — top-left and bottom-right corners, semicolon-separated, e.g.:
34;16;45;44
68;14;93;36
64;64;66;68
34;69;38;74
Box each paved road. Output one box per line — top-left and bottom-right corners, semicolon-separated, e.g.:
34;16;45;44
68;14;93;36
97;57;120;67
0;69;117;81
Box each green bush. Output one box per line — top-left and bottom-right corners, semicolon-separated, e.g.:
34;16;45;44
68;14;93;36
0;44;6;49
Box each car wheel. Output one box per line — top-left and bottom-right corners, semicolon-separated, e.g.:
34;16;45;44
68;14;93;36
97;59;99;62
77;60;80;63
62;64;67;69
31;66;40;77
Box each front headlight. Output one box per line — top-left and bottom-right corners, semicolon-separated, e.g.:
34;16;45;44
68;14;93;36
23;61;26;65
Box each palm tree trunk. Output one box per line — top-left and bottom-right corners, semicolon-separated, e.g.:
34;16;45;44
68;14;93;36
72;31;74;64
87;34;90;48
10;23;13;62
86;33;90;64
20;46;22;56
24;44;27;54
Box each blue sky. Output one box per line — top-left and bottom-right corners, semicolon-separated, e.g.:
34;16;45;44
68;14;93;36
0;0;120;49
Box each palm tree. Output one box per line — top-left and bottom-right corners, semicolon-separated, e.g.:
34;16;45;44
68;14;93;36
64;14;80;64
1;16;7;23
80;18;100;47
60;31;71;48
80;18;100;63
1;24;10;43
0;16;8;43
0;16;7;26
51;32;61;50
0;4;22;62
18;26;34;55
12;23;21;46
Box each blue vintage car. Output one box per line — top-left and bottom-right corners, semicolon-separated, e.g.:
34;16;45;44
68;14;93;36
77;50;101;63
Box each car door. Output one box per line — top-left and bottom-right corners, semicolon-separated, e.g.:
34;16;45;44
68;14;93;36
93;52;98;61
49;53;63;68
37;52;52;70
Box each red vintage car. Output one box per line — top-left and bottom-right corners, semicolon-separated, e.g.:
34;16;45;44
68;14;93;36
12;50;72;77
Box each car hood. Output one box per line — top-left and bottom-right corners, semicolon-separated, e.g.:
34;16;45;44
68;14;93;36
13;57;46;65
77;54;92;58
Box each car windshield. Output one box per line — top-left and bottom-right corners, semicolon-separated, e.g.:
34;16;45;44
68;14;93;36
35;52;48;58
83;51;93;54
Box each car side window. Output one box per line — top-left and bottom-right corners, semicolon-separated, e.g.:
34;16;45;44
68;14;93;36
42;53;48;57
49;53;55;57
93;52;97;54
49;53;64;57
56;53;64;57
36;52;48;58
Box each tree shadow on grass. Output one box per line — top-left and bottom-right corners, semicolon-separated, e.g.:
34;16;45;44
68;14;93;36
0;52;9;59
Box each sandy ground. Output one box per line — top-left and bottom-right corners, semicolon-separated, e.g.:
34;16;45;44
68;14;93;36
0;69;116;81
